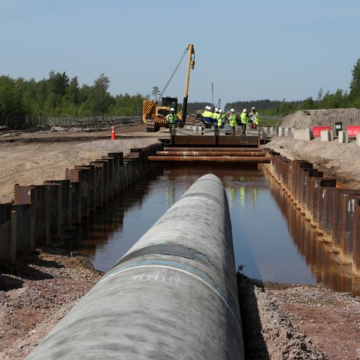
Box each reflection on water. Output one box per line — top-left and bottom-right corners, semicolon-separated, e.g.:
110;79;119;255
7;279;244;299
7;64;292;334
65;163;360;296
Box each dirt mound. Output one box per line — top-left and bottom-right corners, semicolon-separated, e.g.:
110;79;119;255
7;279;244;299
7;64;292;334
281;108;360;131
238;275;328;359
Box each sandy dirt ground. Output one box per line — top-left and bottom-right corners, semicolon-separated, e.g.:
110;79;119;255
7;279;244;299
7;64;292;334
264;135;360;189
0;136;160;203
1;128;360;359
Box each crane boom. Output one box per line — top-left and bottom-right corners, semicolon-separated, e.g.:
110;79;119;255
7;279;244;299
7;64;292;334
182;44;195;125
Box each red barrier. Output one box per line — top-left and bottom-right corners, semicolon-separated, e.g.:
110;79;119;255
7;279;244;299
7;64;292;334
311;126;331;137
346;126;360;137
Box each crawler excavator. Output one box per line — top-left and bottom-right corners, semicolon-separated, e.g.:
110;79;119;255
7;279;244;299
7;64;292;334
143;44;195;132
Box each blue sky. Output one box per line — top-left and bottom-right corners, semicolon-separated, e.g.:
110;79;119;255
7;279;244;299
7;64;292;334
1;0;359;103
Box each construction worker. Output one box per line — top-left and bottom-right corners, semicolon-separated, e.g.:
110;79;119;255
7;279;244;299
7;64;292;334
166;108;177;135
240;108;249;136
217;109;226;129
249;107;259;129
212;108;220;128
202;106;213;128
228;108;237;136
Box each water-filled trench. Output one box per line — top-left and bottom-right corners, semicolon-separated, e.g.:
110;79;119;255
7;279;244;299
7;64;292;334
65;163;360;296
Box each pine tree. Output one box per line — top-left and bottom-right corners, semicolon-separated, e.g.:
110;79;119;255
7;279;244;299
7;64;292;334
349;59;360;101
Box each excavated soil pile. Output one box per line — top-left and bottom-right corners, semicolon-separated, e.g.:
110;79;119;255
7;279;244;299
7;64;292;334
281;109;360;131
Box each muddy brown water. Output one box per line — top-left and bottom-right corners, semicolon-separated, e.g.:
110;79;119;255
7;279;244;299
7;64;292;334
65;164;360;296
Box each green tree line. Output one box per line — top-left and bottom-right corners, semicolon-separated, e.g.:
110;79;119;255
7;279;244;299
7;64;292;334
226;58;360;116
2;57;360;128
0;71;147;128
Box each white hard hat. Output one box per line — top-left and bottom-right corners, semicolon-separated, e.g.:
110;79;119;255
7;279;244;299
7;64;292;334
205;106;209;110
170;108;175;111
243;108;247;112
219;108;223;113
215;108;218;112
230;108;235;112
251;107;256;110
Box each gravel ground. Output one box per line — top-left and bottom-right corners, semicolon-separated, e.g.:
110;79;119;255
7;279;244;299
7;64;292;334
238;274;360;359
0;249;103;359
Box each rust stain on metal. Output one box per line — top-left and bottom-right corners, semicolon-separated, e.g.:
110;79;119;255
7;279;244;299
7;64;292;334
265;151;360;278
156;151;266;157
163;147;262;152
148;156;271;163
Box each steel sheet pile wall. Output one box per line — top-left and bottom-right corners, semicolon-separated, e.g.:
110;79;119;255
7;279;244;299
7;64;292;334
0;143;163;264
27;174;244;360
265;151;360;276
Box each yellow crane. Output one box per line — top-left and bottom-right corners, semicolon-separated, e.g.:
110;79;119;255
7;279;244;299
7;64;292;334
142;44;195;132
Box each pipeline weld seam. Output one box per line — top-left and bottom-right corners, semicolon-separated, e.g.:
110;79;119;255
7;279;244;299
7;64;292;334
98;264;242;334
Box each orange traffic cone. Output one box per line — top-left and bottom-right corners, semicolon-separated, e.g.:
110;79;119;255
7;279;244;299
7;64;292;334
111;125;116;140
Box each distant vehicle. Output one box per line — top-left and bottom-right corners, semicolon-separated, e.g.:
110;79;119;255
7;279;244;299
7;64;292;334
142;44;195;132
142;97;181;133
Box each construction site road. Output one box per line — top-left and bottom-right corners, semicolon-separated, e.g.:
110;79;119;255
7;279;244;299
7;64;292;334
0;124;169;144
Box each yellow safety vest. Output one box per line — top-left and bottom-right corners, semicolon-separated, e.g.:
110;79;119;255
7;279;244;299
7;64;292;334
166;113;176;124
218;114;225;126
212;112;220;120
240;112;248;125
229;114;237;127
202;110;213;118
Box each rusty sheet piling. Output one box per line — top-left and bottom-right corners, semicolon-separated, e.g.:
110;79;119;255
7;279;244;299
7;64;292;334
13;185;35;253
354;203;360;274
163;147;265;152
340;194;360;264
45;180;72;231
0;143;164;266
311;179;336;228
0;203;16;263
44;183;62;242
149;155;271;163
265;152;360;276
156;151;266;156
89;163;104;208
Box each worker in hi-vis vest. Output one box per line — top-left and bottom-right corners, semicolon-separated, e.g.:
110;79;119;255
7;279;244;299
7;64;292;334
227;108;237;136
166;108;177;135
240;108;249;136
212;108;220;128
249;107;259;129
217;109;226;129
202;106;213;128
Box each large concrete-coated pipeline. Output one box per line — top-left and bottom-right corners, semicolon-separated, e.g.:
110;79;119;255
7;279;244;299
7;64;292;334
27;174;244;360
